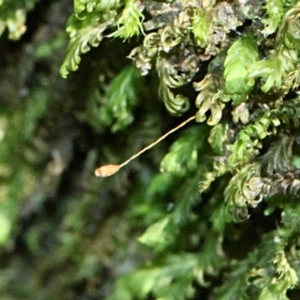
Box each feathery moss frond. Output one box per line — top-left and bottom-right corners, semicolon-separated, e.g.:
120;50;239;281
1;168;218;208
224;36;258;104
108;0;144;39
60;11;116;77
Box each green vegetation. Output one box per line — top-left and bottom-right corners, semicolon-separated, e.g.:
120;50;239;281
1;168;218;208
1;0;300;299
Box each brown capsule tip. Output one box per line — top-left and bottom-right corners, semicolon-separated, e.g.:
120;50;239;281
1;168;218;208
94;164;121;177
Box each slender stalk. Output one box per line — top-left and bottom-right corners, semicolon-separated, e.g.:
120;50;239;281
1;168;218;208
94;115;195;177
120;115;195;167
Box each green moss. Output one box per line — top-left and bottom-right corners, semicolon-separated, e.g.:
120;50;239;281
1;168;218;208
1;0;300;299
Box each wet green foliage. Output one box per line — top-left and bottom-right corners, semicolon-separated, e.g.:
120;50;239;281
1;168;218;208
2;0;300;299
224;36;258;104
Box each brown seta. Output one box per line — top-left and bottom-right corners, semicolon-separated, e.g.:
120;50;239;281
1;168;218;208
94;115;195;177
